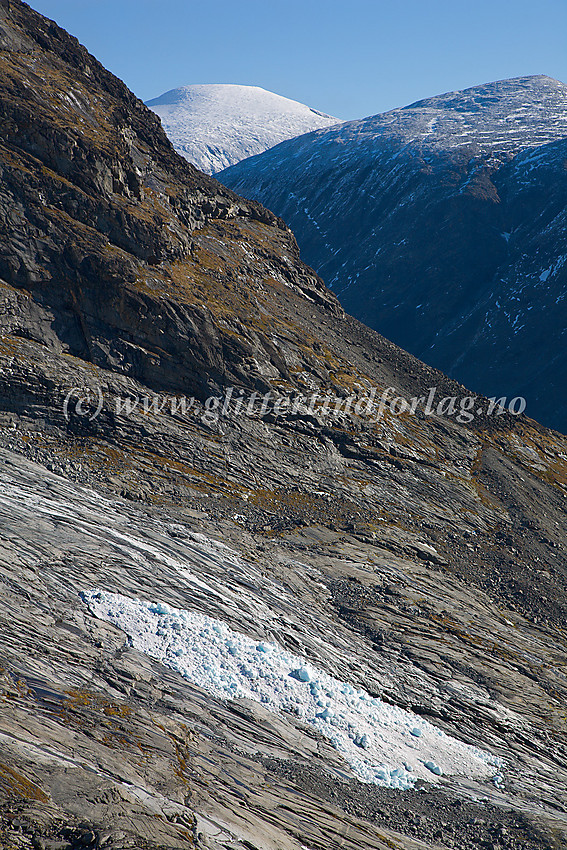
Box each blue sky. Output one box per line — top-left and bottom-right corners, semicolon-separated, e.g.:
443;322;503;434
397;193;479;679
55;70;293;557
31;0;567;120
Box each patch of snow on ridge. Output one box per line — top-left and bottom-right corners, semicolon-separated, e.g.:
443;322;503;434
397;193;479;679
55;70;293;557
83;590;503;790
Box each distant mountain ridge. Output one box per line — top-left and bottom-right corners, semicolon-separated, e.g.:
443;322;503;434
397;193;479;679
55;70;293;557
218;75;567;433
146;83;339;174
358;75;567;153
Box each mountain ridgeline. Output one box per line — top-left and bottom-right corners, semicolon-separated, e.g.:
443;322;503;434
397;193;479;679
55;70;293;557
218;76;567;434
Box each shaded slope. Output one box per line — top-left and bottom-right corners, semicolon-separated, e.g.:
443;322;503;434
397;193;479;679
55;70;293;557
218;76;567;432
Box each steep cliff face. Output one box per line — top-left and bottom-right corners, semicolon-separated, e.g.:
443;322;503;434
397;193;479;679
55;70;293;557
2;5;567;850
218;76;567;433
0;0;339;402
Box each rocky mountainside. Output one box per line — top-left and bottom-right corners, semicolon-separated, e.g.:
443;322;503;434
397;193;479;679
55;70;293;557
1;4;567;849
145;84;339;174
218;76;567;433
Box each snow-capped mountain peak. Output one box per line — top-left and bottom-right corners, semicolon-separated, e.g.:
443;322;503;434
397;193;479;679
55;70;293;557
145;83;340;174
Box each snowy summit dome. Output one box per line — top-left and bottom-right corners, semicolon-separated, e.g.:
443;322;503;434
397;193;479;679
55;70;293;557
146;83;340;174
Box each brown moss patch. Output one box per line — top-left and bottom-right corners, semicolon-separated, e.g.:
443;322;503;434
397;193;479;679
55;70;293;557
0;763;48;803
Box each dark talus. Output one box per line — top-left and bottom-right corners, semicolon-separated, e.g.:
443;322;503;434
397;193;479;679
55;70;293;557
218;76;567;434
1;3;567;849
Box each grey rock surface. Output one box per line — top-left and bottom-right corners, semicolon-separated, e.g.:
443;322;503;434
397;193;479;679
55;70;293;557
0;448;565;850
